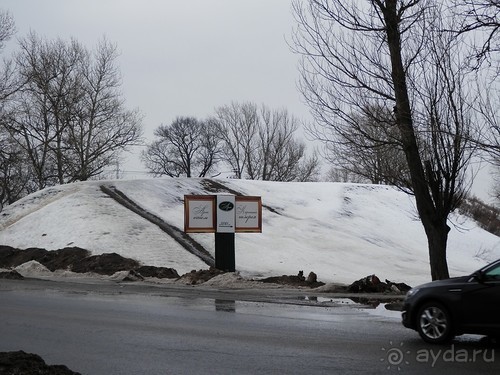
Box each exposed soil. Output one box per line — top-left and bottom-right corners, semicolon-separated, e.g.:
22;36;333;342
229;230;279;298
0;245;179;279
260;271;325;288
0;246;411;294
0;246;328;288
0;270;24;280
0;351;80;375
177;267;225;285
346;274;412;294
0;246;90;272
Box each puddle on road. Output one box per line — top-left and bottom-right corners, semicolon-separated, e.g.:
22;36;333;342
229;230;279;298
210;295;403;322
284;295;403;309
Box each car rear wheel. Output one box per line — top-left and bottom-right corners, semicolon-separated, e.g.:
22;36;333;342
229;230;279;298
417;302;454;344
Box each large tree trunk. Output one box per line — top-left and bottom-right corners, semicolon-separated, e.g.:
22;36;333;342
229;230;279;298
383;0;450;280
423;220;451;280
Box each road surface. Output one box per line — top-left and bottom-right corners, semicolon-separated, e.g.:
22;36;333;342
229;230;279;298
0;278;497;374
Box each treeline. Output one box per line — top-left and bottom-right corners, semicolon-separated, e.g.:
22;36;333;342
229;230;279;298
142;102;320;182
0;13;142;210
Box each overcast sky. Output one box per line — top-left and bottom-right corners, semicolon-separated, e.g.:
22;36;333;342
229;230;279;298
1;1;496;199
3;0;310;172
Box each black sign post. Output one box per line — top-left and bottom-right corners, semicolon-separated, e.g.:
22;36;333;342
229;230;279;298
214;195;236;272
215;232;235;272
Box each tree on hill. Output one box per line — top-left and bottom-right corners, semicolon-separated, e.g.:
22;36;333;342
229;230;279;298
2;33;142;190
292;0;478;280
316;104;410;185
213;102;320;181
0;9;25;211
142;116;220;178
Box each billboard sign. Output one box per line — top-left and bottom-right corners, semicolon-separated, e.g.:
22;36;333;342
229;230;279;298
184;194;262;233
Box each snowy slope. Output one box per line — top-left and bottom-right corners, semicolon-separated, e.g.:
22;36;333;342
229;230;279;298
0;177;498;285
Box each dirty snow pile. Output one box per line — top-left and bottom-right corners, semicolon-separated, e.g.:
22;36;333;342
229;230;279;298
0;177;499;286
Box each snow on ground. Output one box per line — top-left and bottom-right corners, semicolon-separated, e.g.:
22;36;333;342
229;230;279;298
0;177;499;286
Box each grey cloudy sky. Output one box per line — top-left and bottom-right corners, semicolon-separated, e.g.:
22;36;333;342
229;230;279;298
3;0;309;171
2;1;496;199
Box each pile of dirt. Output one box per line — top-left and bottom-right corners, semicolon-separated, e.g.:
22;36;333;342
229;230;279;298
0;246;179;279
0;351;80;375
0;246;90;272
135;265;179;279
0;246;412;292
70;253;140;275
177;267;225;285
0;270;24;280
347;274;411;294
259;271;325;288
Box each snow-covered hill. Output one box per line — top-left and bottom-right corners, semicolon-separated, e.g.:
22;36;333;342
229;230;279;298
0;178;498;286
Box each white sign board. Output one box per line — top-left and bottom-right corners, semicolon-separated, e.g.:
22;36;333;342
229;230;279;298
184;195;216;233
235;197;262;232
216;195;236;233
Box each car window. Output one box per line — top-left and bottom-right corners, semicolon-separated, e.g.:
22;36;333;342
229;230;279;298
485;264;500;280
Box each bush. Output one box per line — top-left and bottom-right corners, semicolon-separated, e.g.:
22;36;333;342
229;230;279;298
458;196;500;236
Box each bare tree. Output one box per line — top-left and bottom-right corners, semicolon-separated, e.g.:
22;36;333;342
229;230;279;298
451;1;500;165
11;33;85;187
0;9;19;209
4;33;142;187
0;10;14;50
65;39;142;181
214;102;320;181
143;116;220;177
320;105;410;185
292;1;477;280
255;106;319;181
213;102;259;179
0;128;34;210
0;9;17;101
453;0;500;66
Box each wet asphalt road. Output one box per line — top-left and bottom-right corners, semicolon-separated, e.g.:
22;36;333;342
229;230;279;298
0;278;497;374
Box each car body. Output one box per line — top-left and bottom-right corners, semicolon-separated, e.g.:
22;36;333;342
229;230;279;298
402;259;500;343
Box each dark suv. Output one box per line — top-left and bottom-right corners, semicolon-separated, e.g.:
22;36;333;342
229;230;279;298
402;259;500;344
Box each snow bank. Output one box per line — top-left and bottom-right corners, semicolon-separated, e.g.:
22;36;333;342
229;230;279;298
1;178;499;286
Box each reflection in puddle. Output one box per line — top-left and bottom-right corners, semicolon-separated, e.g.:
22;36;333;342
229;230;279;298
215;299;236;313
296;296;404;313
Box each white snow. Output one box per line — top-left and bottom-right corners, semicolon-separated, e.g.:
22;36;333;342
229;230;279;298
0;177;499;286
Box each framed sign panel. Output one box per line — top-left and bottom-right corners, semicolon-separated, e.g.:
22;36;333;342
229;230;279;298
184;195;216;233
235;196;262;233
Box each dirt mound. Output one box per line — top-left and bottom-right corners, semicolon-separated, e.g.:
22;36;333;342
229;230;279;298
0;246;179;279
347;275;411;294
0;245;90;272
135;265;179;279
0;351;80;375
177;267;224;285
259;271;325;288
0;270;24;280
70;253;140;275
